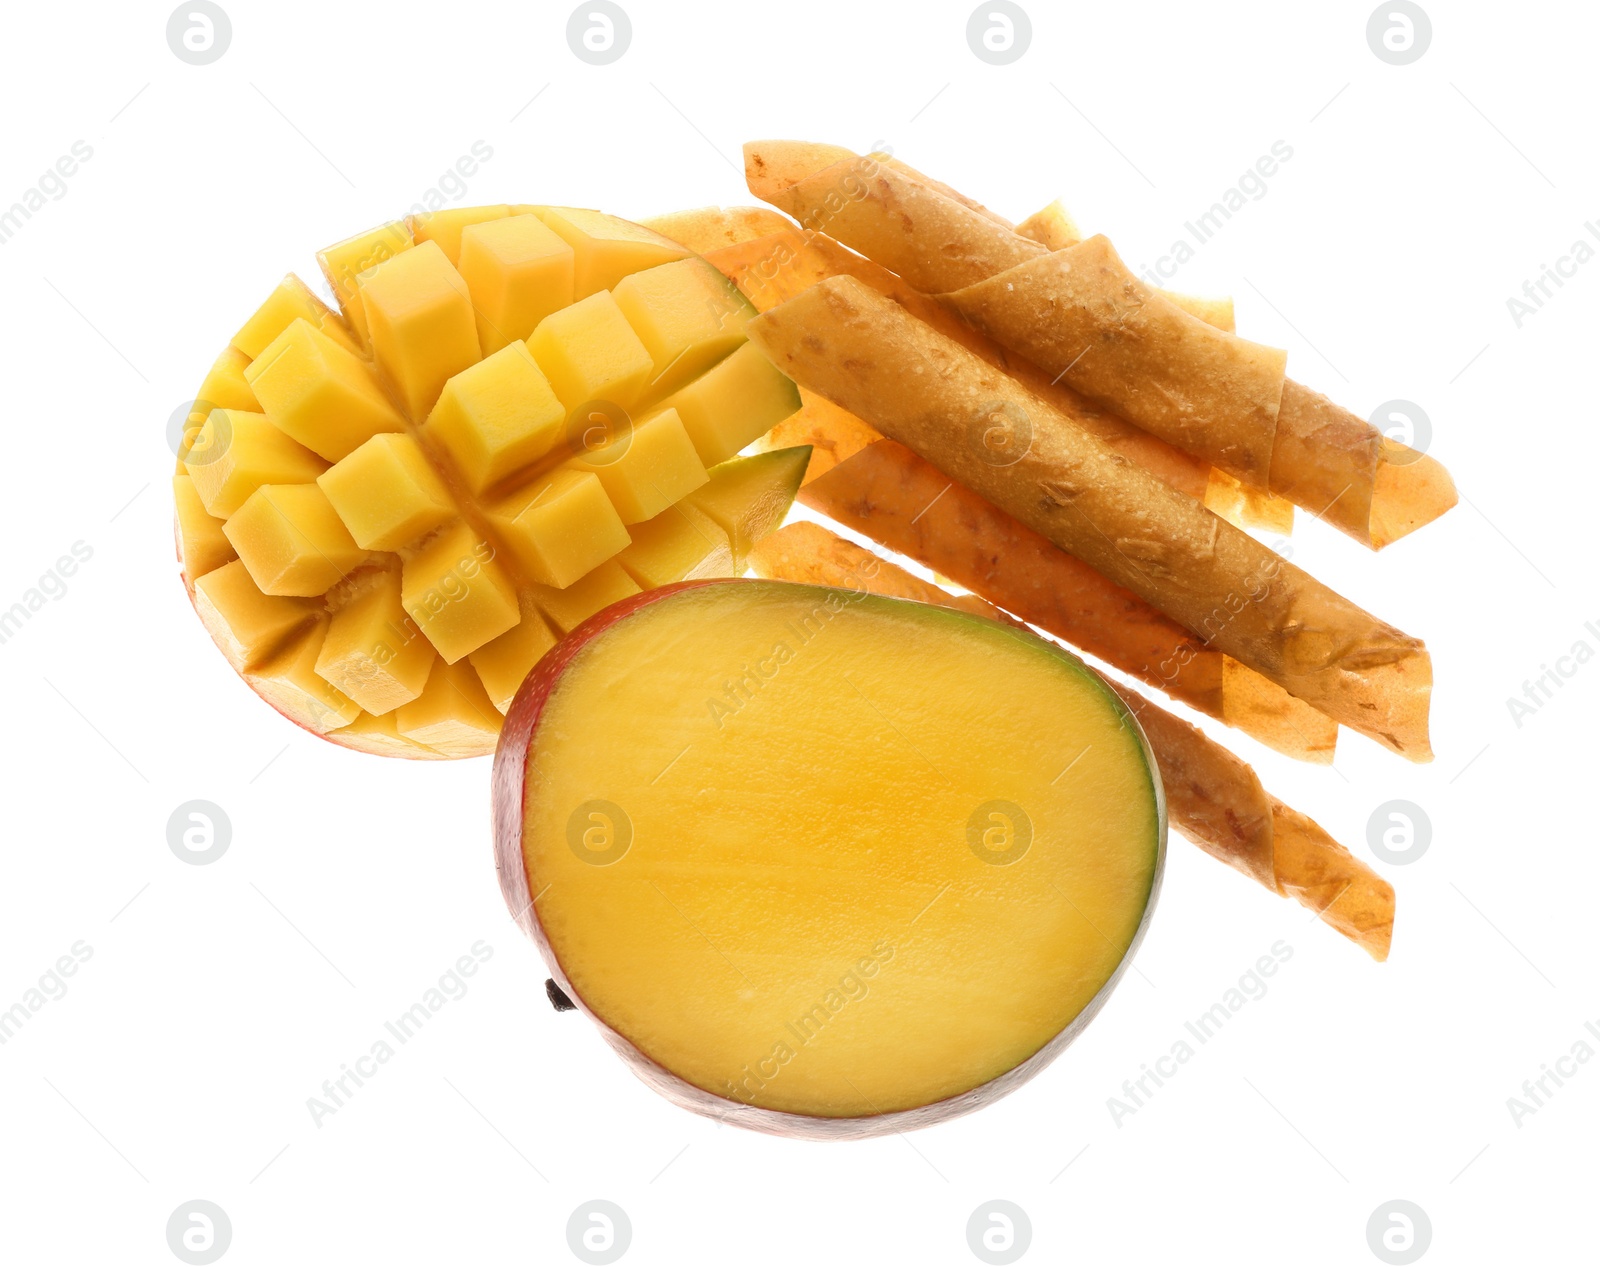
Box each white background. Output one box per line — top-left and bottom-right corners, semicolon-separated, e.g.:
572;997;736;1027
0;1;1592;1263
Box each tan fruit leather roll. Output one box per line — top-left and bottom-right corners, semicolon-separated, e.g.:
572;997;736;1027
705;228;1291;534
703;230;1335;761
800;437;1336;763
950;235;1286;488
706;229;1211;501
746;276;1433;761
746;141;1456;549
1012;202;1295;537
747;522;1393;960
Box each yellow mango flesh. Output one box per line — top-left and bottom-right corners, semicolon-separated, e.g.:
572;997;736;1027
488;468;630;589
180;209;807;758
526;291;653;411
424;342;565;493
185;411;328;518
458;214;576;353
614;500;733;589
315;569;435;714
522;583;1162;1117
612;257;754;402
409;205;511;266
173;474;236;578
247;618;362;734
231;275;358;359
564;407;708;524
244;319;406;462
361;241;480;419
317;433;454;552
223;483;366;596
661;341;801;466
316;220;413;347
536;206;690;297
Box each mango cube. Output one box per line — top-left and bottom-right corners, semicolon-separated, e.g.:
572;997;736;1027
660;341;802;466
615;500;732;589
487;468;629;588
458;214;576;354
184;410;328;518
536;207;689;298
244;319;407;462
685;447;808;563
248;619;362;733
565;406;708;524
469;599;560;714
193;560;318;670
401;523;519;662
425;342;564;492
232;274;358;359
396;657;501;756
318;433;454;551
173;475;236;579
317;220;414;347
315;570;435;714
408;205;511;266
526;291;653;411
360;241;480;420
331;709;439;758
531;560;641;634
181;347;261;459
223;484;367;597
613;258;753;401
